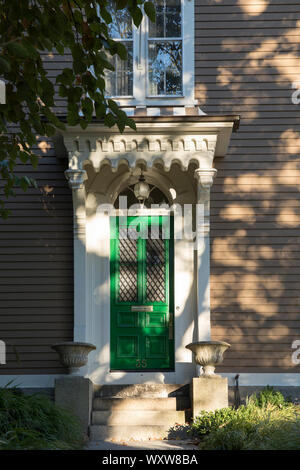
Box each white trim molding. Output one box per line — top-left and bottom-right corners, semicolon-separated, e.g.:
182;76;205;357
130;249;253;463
64;167;88;342
194;168;218;344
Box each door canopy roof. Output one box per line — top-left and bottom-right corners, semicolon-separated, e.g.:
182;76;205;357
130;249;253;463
55;115;239;173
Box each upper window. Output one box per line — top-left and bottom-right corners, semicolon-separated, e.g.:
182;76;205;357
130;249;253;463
105;0;195;106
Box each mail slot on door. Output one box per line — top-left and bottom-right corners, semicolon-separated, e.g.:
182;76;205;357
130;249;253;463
131;306;153;312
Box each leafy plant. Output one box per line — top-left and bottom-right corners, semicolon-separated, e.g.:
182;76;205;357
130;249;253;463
189;407;236;436
248;386;290;409
190;386;300;450
0;387;84;449
0;0;155;218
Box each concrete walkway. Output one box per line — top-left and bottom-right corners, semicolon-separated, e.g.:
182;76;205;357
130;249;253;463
87;440;199;450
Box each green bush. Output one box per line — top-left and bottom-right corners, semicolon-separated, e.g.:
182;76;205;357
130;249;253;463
190;386;300;450
0;386;84;450
190;407;237;436
248;385;290;408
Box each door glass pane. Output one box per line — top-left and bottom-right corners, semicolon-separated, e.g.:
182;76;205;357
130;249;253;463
118;227;138;302
148;0;182;96
146;226;166;303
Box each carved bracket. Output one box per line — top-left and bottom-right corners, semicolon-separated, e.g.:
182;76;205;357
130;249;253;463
65;169;87;190
194;168;217;204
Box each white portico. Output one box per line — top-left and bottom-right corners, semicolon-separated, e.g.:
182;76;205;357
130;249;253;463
58;115;239;385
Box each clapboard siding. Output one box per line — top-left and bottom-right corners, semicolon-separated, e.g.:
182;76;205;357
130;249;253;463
195;0;300;373
0;139;73;374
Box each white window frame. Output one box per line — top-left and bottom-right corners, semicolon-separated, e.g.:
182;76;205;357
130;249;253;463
108;0;196;107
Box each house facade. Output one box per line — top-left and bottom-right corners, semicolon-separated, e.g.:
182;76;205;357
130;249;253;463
1;0;300;393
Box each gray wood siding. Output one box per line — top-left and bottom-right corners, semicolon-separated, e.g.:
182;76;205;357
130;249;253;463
195;0;300;372
0;139;73;374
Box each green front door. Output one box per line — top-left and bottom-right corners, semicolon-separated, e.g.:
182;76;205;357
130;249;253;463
110;215;174;371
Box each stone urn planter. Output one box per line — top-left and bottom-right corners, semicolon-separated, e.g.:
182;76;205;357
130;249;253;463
51;341;96;374
186;341;230;376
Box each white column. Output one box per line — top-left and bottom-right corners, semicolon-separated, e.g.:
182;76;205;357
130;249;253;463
65;168;88;342
194;168;217;342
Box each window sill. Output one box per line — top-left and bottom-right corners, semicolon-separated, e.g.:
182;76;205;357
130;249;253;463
109;97;198;108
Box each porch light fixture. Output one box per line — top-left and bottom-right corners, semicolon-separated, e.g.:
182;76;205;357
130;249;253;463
133;171;151;206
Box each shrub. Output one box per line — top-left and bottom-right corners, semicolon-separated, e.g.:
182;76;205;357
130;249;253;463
0;386;84;450
248;386;290;409
190;407;236;436
191;386;300;450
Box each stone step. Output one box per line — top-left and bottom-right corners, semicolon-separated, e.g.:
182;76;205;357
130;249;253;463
93;397;190;411
90;425;177;441
93;383;189;399
92;409;187;426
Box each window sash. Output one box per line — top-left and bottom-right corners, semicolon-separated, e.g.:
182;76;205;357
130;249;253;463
105;40;134;98
105;3;134;97
147;40;183;97
147;0;183;97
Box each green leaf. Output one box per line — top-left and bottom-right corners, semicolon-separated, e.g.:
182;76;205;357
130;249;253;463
40;78;55;106
94;101;106;119
100;6;112;24
108;99;119;114
126;117;137;131
42;107;66;130
79;118;88;130
116;0;128;9
19;177;29;192
6;42;31;59
129;6;143;27
117;119;125;133
144;2;156;22
95;78;106;93
30;154;39;169
22;39;39;59
67;109;80;126
116;42;127;60
56;69;74;86
104;112;116;128
0;56;11;73
44;124;56;136
82;97;94;119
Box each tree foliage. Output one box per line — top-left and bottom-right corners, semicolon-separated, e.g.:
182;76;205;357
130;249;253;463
0;0;155;218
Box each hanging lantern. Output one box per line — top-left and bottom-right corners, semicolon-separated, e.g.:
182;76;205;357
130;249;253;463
133;173;151;204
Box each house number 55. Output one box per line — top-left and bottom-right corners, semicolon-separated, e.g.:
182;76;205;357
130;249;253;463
136;359;147;368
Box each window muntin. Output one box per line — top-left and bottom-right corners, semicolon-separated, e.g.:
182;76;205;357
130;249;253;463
106;5;133;97
148;0;182;96
103;0;194;105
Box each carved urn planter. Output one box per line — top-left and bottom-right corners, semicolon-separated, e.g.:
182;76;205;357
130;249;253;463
51;341;96;374
186;341;230;376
